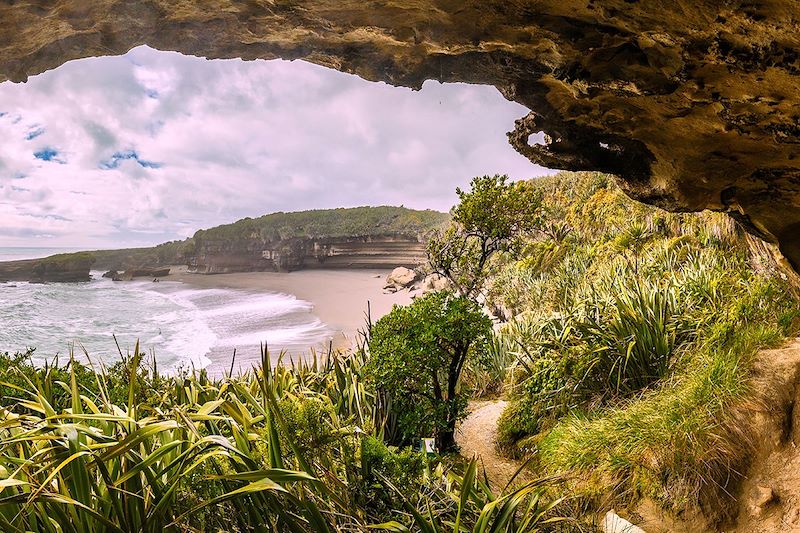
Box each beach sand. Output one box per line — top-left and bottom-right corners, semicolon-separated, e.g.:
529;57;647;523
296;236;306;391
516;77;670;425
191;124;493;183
164;267;414;354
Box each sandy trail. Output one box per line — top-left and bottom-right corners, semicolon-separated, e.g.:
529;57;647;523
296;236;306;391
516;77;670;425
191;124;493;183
455;400;528;490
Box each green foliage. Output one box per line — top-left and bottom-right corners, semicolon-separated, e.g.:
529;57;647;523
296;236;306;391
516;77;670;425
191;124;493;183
453;175;543;243
428;175;543;298
195;206;449;244
357;436;427;518
34;252;96;267
89;240;190;270
460;333;519;398
0;344;565;531
276;394;340;459
0;349;169;411
366;291;493;451
489;171;800;516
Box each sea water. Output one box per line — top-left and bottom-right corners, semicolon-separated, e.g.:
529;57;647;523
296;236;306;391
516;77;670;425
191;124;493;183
0;248;335;375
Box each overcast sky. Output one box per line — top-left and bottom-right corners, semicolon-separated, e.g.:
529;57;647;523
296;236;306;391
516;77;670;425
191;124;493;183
0;46;547;248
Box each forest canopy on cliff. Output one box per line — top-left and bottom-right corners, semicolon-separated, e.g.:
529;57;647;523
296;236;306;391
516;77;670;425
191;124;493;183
192;206;450;244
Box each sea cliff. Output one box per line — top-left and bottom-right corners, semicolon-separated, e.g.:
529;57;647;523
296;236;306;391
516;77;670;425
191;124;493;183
187;206;448;274
0;252;95;282
189;234;429;273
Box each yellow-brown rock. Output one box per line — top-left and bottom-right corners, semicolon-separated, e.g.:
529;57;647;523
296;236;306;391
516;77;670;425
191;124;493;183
3;2;800;268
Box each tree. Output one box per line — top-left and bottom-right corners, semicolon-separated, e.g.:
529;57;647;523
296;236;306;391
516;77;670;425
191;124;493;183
366;291;492;452
428;175;543;299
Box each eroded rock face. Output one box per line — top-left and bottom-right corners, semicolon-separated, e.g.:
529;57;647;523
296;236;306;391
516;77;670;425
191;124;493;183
4;2;800;267
190;235;428;273
0;253;95;282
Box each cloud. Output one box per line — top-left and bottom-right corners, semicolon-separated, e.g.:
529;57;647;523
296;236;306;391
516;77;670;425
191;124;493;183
0;46;550;248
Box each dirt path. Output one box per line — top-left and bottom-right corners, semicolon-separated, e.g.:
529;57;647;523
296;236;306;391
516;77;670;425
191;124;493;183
455;400;528;490
727;338;800;533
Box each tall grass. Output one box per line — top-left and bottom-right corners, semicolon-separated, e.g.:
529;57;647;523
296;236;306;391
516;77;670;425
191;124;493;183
0;343;566;531
489;171;800;521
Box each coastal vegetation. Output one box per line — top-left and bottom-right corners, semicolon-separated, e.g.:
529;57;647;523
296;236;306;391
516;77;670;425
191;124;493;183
483;172;800;522
89;241;189;271
428;175;542;299
367;291;492;451
192;206;449;244
0;171;797;530
0;346;562;531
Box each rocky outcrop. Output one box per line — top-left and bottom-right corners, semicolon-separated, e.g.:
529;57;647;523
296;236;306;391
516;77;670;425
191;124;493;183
90;241;189;272
0;253;94;283
4;3;800;271
190;234;427;273
384;266;418;292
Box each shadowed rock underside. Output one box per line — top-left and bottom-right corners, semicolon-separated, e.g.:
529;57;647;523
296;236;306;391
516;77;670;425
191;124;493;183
3;1;800;268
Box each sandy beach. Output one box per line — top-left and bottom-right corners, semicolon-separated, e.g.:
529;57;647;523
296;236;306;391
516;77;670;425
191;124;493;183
164;267;414;353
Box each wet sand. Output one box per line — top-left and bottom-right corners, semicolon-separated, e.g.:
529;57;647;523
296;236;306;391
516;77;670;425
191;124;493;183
164;267;414;353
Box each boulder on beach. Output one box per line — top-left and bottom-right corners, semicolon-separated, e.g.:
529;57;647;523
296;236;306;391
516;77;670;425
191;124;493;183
421;273;449;293
384;267;418;291
133;267;171;278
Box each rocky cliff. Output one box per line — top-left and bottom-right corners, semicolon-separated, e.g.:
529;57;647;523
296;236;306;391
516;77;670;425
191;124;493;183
187;206;446;273
190;234;428;273
89;241;189;272
0;253;95;283
5;2;800;271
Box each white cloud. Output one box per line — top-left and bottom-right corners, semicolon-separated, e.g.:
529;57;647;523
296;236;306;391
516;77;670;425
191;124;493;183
0;46;549;248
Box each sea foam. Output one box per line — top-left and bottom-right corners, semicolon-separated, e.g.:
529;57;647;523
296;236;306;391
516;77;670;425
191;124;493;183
0;271;334;375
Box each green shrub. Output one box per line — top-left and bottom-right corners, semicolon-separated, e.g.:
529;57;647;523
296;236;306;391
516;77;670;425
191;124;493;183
277;394;340;460
366;291;492;451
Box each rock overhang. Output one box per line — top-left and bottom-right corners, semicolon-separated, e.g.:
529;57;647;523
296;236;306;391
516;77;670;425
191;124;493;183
3;0;800;268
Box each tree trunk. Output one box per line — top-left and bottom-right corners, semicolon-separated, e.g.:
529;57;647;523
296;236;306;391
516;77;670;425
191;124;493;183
437;426;457;453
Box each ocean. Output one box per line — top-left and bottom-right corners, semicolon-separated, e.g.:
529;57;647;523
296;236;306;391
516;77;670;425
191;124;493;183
0;247;335;375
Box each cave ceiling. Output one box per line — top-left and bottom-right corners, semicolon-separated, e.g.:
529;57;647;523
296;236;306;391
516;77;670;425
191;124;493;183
3;1;800;267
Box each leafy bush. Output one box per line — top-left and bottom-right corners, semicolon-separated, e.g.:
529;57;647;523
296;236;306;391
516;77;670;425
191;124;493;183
428;175;543;298
366;291;493;451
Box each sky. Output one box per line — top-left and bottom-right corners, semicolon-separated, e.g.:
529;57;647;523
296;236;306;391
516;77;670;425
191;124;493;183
0;46;548;248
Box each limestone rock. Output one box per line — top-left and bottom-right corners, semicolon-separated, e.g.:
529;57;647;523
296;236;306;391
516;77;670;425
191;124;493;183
421;274;450;293
385;267;418;290
131;267;170;278
5;3;800;271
